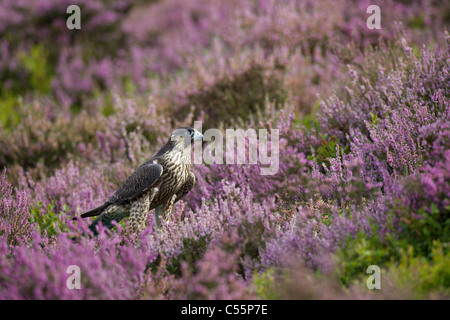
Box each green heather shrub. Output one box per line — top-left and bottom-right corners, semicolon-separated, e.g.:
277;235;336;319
385;242;450;299
253;268;282;300
29;202;70;237
18;45;54;95
338;202;450;287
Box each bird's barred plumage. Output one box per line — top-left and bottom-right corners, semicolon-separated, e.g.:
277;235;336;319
76;127;203;235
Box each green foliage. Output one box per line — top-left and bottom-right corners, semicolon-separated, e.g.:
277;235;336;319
29;202;69;236
308;134;339;167
396;203;450;258
253;268;281;300
296;101;322;132
409;15;426;30
337;202;450;287
368;112;380;128
299;113;321;133
94;91;116;117
337;229;399;286
0;94;22;130
124;77;138;96
387;241;450;298
18;45;54;95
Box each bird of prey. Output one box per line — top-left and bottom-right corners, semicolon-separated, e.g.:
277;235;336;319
77;127;203;235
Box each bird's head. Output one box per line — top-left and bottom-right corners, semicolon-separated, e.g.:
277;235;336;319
170;127;204;148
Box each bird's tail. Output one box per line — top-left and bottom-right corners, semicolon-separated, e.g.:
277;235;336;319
88;208;126;236
73;203;109;220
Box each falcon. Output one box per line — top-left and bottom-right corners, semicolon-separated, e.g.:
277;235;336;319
76;127;203;235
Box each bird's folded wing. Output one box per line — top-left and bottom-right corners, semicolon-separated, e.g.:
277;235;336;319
107;162;163;205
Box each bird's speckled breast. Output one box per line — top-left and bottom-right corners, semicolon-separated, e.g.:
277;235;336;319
147;161;190;210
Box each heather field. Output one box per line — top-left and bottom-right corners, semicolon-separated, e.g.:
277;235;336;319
0;0;449;300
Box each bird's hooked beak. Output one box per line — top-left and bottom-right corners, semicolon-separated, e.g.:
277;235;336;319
192;129;204;141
